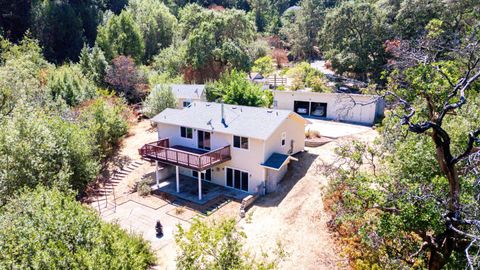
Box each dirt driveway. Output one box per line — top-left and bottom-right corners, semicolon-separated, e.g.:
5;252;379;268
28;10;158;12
306;118;372;139
239;129;378;270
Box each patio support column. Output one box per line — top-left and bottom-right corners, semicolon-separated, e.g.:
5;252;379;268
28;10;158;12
198;172;202;201
155;161;160;188
176;166;180;193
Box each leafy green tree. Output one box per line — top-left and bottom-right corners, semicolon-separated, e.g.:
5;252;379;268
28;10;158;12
0;108;99;201
179;4;255;82
30;0;102;63
280;0;325;59
152;45;187;77
0;37;51;115
393;0;444;39
252;56;275;76
96;10;145;63
127;0;177;63
320;0;390;80
78;94;129;158
142;85;177;118
207;69;267;107
0;186;155;269
79;45;109;87
286;62;331;91
175;218;283;270
324;31;480;269
47;64;97;106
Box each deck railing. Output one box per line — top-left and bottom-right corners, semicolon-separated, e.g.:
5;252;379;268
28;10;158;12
139;138;231;171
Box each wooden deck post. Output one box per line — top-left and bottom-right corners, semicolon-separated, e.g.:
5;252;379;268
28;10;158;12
176;166;180;193
198;172;202;201
155;161;160;187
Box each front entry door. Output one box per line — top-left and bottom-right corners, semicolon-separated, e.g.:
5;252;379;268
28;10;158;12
197;130;211;150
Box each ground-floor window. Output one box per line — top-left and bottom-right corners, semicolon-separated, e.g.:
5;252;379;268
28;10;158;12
226;167;248;192
192;169;211;181
183;101;191;107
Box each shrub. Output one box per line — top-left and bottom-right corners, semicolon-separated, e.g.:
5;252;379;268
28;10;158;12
175;218;285;270
142;84;177;118
0;186;156;269
47;64;97;106
175;206;186;215
0;107;99;202
137;179;152;196
78;95;129;158
252;56;275;76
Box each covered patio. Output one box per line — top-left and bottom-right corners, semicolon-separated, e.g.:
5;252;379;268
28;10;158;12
153;174;250;205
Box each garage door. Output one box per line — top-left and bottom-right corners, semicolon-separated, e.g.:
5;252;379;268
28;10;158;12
294;101;310;115
310;102;327;117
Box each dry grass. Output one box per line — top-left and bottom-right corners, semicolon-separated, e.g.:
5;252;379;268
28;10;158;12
305;128;321;139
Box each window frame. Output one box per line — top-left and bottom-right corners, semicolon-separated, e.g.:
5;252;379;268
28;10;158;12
180;126;193;139
225;166;249;192
233;135;249;150
281;132;286;147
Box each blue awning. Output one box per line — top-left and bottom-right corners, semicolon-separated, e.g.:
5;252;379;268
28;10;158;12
261;153;296;170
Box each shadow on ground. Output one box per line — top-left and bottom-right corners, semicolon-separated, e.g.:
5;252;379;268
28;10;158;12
254;150;319;208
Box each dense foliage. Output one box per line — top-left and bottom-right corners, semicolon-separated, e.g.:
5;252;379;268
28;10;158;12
175;218;284;270
0;187;155;269
323;11;480;269
206;69;268;107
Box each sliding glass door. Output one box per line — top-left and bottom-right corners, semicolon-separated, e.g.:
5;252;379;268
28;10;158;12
197;130;211;150
226;168;249;192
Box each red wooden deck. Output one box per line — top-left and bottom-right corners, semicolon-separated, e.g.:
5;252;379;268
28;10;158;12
139;138;231;171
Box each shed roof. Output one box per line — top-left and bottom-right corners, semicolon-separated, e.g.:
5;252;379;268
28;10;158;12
261;153;291;170
156;84;205;100
151;101;308;140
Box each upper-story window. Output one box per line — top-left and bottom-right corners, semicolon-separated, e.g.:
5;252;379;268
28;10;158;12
180;126;193;139
281;132;286;146
233;135;249;150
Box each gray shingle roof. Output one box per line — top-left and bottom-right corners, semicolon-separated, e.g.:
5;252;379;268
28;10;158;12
151;102;304;140
156;84;205;100
261;153;290;170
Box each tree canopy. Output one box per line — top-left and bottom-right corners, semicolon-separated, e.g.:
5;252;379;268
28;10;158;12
0;186;155;269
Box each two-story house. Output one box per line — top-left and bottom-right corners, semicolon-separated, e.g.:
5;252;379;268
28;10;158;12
139;102;308;201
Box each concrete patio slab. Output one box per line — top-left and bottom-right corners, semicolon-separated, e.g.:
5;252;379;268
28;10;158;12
153;175;250;205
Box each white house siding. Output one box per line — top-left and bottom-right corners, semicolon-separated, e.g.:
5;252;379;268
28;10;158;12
263;114;306;161
265;164;289;193
176;96;204;109
273;91;384;125
261;115;305;192
156;122;267;194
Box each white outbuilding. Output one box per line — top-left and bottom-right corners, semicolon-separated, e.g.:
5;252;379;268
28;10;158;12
272;90;385;125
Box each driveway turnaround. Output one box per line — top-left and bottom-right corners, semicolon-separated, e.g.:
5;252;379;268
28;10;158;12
306;118;372;139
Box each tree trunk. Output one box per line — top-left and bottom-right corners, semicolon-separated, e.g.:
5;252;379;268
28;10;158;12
428;132;459;269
